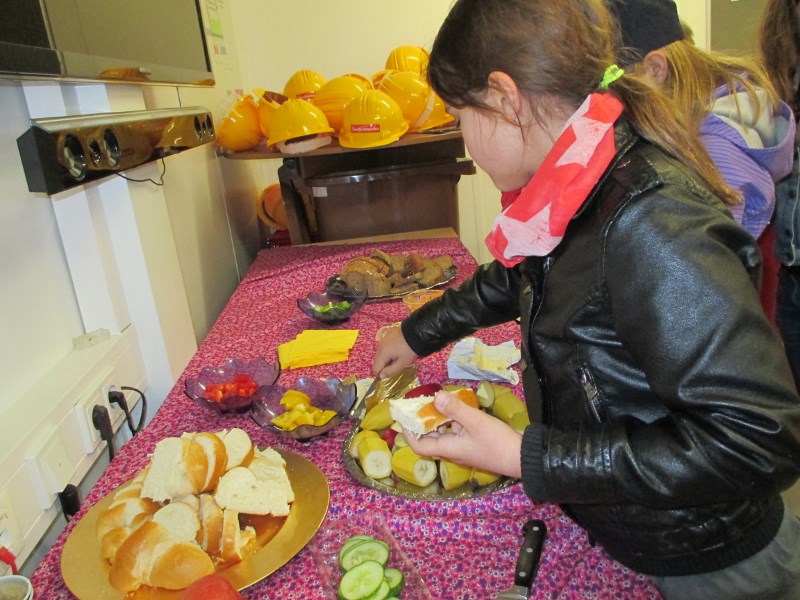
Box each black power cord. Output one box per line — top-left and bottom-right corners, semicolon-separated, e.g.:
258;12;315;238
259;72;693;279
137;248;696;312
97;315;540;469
108;386;148;436
58;484;80;522
91;404;115;461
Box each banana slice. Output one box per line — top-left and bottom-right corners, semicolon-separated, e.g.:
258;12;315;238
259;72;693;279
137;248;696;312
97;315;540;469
391;447;437;487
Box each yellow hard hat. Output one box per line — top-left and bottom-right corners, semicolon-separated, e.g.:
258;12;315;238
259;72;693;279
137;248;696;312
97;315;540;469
385;46;429;75
216;95;262;151
256;96;280;139
414;92;456;132
378;70;434;130
341;72;374;89
267;98;335;153
339;90;409;149
372;68;398;89
283;69;327;101
312;76;372;132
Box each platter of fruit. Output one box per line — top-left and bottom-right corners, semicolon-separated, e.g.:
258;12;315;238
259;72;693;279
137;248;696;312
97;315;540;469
342;381;527;500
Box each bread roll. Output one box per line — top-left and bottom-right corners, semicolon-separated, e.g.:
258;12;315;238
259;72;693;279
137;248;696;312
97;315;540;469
108;521;215;592
390;389;479;437
141;437;208;502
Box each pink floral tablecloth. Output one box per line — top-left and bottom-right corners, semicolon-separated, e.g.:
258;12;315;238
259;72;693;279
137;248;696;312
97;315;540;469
30;237;661;599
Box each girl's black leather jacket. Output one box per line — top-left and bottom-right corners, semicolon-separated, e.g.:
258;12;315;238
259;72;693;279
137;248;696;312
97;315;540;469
401;123;800;577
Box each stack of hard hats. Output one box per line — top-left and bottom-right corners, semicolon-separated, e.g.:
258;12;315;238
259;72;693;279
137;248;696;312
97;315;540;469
223;44;455;154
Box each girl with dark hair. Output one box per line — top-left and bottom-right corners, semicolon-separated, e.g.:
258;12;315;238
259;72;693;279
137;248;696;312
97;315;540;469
373;1;800;598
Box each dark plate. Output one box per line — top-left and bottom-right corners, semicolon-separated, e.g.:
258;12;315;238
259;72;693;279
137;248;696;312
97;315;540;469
184;357;281;414
297;285;368;323
251;377;357;441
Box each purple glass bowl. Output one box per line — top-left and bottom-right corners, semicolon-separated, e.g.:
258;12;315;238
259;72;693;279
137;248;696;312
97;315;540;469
251;377;357;441
297;285;367;323
184;357;281;414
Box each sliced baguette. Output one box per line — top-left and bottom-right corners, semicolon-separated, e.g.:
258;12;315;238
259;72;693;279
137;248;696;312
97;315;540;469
140;437;208;502
182;432;228;492
198;493;224;556
214;467;290;516
215;428;254;470
151;502;201;543
219;509;257;564
97;497;160;562
248;456;295;503
108;521;214;592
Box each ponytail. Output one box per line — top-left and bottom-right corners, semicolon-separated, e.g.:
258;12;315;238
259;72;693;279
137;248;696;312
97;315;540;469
611;75;740;206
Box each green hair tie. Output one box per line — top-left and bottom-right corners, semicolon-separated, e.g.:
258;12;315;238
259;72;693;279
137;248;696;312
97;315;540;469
599;64;625;90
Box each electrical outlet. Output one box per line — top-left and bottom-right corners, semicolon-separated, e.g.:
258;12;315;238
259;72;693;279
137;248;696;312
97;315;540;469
72;367;114;453
0;489;24;557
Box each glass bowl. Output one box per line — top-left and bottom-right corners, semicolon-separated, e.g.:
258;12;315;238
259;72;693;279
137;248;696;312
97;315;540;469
184;357;281;414
251;377;357;441
297;285;367;323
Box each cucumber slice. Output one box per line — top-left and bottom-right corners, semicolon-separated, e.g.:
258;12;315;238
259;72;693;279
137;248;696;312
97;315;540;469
364;580;390;600
383;567;404;596
338;535;376;563
340;539;390;571
337;560;385;600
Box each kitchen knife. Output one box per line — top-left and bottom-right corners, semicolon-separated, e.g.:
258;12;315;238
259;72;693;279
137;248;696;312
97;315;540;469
495;519;547;600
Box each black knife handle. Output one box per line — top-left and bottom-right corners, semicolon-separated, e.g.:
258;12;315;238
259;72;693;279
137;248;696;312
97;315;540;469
514;519;547;588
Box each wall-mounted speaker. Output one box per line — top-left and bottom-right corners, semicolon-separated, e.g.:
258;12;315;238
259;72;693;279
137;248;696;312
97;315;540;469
17;106;214;195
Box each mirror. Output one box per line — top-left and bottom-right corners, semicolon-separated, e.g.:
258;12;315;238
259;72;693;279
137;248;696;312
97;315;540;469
0;0;214;87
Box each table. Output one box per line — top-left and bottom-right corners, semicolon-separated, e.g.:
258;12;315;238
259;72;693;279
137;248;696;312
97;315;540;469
227;131;475;245
30;235;662;599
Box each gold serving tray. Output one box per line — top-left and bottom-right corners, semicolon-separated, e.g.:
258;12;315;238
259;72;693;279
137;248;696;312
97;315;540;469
61;450;329;599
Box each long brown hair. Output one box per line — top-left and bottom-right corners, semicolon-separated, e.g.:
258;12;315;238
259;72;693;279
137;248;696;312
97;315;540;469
759;0;800;107
657;35;779;132
427;0;739;206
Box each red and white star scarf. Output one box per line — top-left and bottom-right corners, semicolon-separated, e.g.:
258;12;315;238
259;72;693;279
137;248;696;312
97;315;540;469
486;92;624;267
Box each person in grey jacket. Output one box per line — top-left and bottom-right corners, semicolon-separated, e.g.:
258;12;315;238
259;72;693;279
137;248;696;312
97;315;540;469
372;1;800;598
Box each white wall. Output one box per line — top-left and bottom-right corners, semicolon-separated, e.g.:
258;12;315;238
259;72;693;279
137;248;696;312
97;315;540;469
675;0;709;49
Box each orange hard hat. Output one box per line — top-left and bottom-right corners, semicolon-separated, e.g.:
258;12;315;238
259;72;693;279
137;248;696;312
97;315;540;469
257;183;287;230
